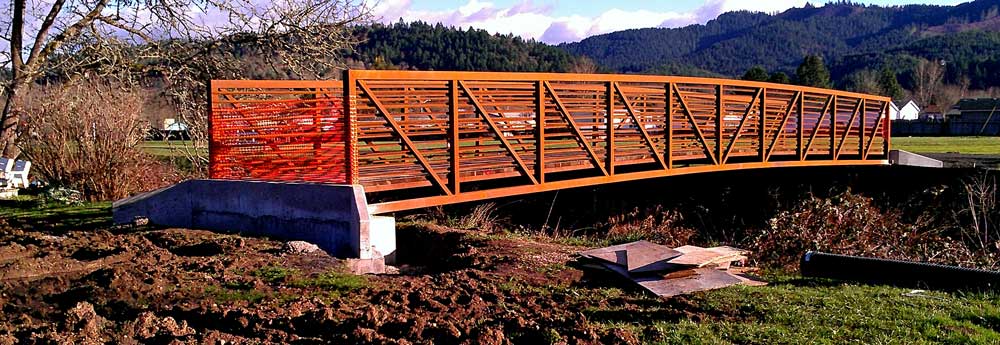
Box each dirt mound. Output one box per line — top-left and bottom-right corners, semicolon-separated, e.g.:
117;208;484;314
0;222;684;343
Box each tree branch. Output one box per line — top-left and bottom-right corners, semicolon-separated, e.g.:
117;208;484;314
27;0;111;74
25;0;67;68
10;0;24;72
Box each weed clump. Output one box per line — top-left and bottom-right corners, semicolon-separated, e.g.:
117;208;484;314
601;205;699;247
251;266;298;284
293;271;368;291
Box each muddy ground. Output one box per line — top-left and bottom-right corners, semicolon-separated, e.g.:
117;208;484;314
0;221;700;344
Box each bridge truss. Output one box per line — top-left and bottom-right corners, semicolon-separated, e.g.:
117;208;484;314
210;70;891;214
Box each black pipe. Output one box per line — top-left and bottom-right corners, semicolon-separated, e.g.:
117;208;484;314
801;251;1000;291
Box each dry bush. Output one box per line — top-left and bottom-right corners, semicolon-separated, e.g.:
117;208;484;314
959;173;999;252
16;80;181;201
751;191;979;270
600;205;699;247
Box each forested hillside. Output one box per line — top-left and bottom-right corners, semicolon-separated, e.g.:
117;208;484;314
561;0;1000;89
350;22;583;72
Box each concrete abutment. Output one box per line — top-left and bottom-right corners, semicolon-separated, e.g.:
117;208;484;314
112;180;395;273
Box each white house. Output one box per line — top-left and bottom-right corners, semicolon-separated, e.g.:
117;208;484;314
889;100;920;120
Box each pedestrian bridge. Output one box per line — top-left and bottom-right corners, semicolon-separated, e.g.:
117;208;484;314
209;70;891;214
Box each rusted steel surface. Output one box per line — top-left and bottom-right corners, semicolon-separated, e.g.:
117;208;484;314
209;80;347;183
209;70;891;213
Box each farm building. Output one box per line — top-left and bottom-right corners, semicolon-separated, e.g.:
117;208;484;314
889;100;921;121
948;98;1000;136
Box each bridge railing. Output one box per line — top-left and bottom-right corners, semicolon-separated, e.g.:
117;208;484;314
210;70;891;213
209;80;347;183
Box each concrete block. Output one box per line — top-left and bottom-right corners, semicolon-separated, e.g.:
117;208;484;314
344;257;386;275
113;179;396;264
889;150;944;168
370;216;397;264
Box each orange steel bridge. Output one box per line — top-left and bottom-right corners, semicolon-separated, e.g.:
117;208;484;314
209;70;891;214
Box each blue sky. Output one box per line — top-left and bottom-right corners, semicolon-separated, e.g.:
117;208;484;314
373;0;967;44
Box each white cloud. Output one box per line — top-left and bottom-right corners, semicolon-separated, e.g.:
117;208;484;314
373;0;810;44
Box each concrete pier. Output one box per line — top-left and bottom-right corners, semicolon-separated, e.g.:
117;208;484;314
113;180;395;272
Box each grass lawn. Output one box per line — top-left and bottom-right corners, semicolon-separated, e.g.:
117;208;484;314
139;140;207;157
0;196;111;232
625;276;1000;344
893;136;1000;155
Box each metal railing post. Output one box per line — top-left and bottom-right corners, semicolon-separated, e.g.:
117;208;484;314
536;80;545;183
798;92;805;160
343;70;359;185
606;81;615;175
831;95;837;159
450;80;460;194
759;88;767;162
716;84;723;164
884;101;891;155
859;99;866;157
207;80;216;179
665;82;673;169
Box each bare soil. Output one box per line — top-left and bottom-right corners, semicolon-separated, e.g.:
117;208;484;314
0;222;686;344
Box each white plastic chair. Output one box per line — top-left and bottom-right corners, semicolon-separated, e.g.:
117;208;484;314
8;160;30;188
0;158;12;188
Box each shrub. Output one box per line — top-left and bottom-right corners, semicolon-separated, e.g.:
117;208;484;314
16;79;180;200
751;191;978;269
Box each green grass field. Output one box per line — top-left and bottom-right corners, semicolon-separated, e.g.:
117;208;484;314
892;137;1000;155
139;140;206;157
636;277;1000;343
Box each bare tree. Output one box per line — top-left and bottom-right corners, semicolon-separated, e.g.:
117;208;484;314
846;69;880;95
913;58;944;107
1;0;371;160
569;56;599;74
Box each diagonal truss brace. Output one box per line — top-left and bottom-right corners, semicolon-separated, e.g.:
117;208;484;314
671;84;719;165
544;81;610;176
764;91;802;162
613;82;668;169
802;95;835;160
720;88;763;164
835;100;864;159
863;101;889;159
459;81;539;185
358;80;452;195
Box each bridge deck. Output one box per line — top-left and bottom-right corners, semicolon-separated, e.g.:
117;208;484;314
209;70;891;214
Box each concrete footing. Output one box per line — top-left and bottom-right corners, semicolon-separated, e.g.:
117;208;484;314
113;180;395;273
889;150;944;168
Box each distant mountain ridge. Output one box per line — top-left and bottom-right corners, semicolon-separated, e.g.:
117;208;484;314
351;22;580;73
560;0;1000;89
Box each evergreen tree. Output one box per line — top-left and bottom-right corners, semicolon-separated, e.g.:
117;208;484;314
741;66;769;81
878;67;904;99
768;72;791;84
796;55;832;88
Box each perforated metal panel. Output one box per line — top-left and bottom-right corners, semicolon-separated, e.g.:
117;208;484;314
209;80;348;183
